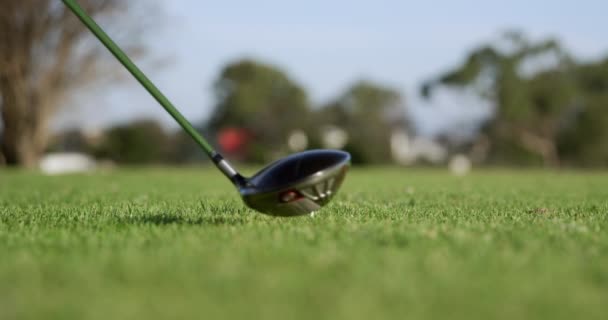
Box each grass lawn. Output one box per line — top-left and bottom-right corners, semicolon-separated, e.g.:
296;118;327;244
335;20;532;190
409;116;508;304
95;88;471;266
1;167;607;319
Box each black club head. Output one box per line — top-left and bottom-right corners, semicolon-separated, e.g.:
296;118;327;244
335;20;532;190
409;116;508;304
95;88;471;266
238;150;350;217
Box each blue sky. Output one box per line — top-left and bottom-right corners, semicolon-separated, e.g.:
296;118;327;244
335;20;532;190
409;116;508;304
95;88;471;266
57;0;608;135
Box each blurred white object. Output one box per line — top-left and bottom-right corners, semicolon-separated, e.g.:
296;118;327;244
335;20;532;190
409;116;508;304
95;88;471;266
322;125;349;149
449;154;472;176
287;130;308;152
391;130;447;165
39;153;96;175
391;130;415;165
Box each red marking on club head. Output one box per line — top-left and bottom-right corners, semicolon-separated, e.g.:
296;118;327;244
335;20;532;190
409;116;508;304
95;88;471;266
279;189;304;203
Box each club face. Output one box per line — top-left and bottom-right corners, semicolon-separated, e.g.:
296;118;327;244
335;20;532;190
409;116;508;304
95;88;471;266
239;150;350;217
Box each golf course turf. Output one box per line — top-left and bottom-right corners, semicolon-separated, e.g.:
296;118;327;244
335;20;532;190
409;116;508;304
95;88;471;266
1;167;607;319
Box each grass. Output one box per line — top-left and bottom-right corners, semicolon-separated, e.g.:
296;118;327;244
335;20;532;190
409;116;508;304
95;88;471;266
1;167;607;319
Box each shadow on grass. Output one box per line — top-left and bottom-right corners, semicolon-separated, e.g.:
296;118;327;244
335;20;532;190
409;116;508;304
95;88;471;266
119;213;246;226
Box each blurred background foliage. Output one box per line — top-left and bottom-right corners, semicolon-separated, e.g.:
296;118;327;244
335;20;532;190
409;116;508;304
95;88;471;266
208;59;310;163
0;0;156;168
314;81;407;164
423;32;608;167
422;32;608;166
1;1;608;168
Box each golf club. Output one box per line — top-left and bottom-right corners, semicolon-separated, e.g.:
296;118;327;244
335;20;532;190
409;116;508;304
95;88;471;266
62;0;350;217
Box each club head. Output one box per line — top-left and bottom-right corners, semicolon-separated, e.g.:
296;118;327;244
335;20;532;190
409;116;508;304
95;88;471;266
238;149;350;217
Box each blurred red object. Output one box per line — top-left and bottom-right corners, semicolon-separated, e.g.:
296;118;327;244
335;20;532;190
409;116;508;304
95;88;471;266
217;127;250;154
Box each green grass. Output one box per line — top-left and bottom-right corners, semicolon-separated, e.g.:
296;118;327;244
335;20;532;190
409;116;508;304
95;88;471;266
1;167;607;319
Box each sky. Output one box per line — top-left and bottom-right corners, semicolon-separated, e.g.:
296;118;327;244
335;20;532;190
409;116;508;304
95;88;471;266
56;0;608;136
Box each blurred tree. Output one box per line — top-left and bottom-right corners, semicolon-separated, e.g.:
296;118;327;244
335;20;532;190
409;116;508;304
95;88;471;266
0;0;155;167
208;59;310;162
316;80;407;164
557;57;608;167
95;120;169;164
422;31;577;166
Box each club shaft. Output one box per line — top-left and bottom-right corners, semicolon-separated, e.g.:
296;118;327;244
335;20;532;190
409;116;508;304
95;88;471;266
62;0;243;183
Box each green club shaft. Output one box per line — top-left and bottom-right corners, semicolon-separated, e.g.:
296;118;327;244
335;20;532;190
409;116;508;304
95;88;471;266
62;0;216;157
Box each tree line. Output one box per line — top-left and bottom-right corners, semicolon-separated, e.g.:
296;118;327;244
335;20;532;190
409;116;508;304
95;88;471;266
46;59;407;165
1;1;607;167
424;31;608;167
